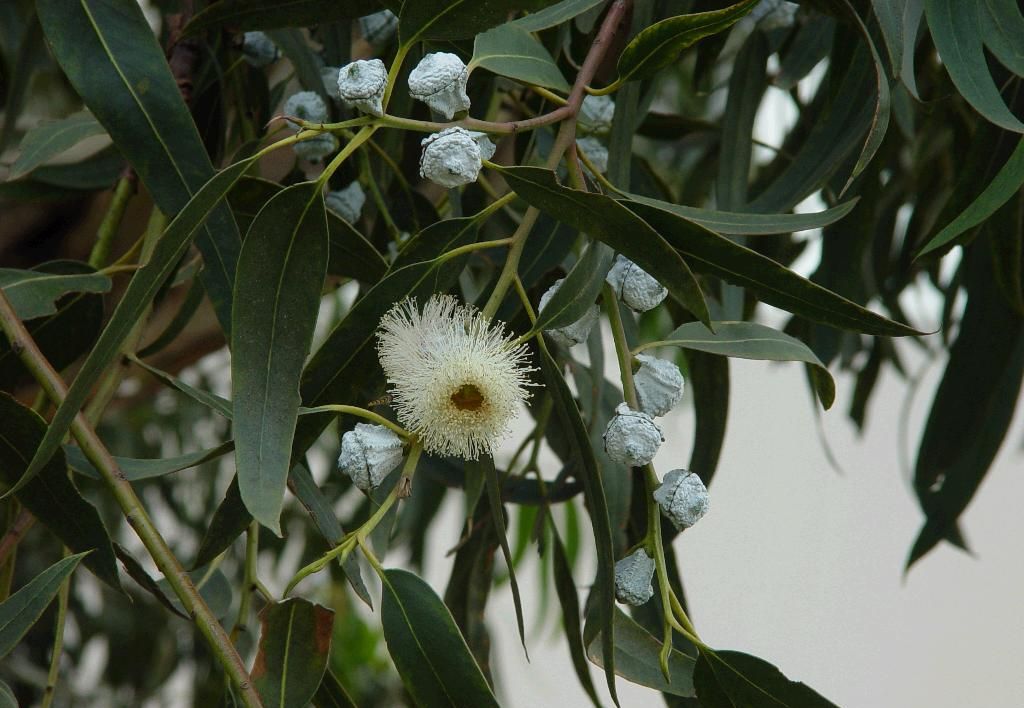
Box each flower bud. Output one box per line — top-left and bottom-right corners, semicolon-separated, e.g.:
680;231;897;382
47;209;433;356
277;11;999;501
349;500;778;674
284;91;328;126
338;423;405;492
606;255;667;312
577;137;608;175
470;131;496;161
614;548;655;606
538;278;600;348
359;9;398;44
603;403;663;467
419;127;483;188
408;52;471;120
654;469;709;530
579;95;614;135
321;66;342;100
294;133;338;162
634;354;684;418
337;59;388;117
326;182;366;223
241;31;279;67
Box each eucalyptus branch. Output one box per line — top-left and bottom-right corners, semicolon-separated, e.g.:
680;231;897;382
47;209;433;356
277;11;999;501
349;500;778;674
88;169;137;268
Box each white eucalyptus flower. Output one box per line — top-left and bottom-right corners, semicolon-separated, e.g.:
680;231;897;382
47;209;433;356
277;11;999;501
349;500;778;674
579;95;615;135
577;136;608;175
606;255;667;312
241;31;279;67
283;91;328;126
654;469;710;530
634;354;685;418
359;9;398;44
408;52;471;119
337;59;388;117
326;182;366;224
614;548;655;606
376;295;536;460
419;127;484;188
603;402;663;467
537;278;600;348
338;423;405;491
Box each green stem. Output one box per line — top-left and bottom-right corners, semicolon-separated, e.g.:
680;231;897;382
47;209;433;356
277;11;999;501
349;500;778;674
603;283;638;408
301;404;410;439
88;171;136;269
480;206;542;320
314;125;376;191
0;291;263;708
231;521;261;644
435;237;515;264
41;549;71;708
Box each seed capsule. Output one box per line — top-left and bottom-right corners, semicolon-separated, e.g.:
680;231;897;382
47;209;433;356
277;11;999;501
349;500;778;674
606;255;667;312
538;278;600;348
337;59;388;117
603;403;663;467
408;52;471;120
614;548;655;606
337;423;405;492
654;469;710;530
294;133;338;162
634;354;685;417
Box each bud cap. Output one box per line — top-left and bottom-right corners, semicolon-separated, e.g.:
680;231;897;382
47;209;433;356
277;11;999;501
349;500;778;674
634;354;685;417
654;469;710;530
408;52;471;120
338;423;405;492
419;127;484;188
614;549;655;606
603;403;663;467
242;32;279;67
326;182;366;224
359;9;398;43
284;91;328;126
337;59;388;117
606;255;667;312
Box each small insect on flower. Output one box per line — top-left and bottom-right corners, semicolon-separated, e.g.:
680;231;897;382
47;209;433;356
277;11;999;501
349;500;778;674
376;295;536;460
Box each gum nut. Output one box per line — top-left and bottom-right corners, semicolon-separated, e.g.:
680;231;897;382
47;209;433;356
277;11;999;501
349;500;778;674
359;9;398;44
321;66;342;100
419;127;483;188
241;31;278;67
408;52;471;120
603;402;663;467
634;354;685;418
614;549;655;606
294;132;338;162
654;469;710;530
338;423;405;491
606;254;667;312
577;136;608;175
538;278;600;348
337;59;388;117
326;182;366;223
580;95;615;134
283;91;328;128
469;131;496;161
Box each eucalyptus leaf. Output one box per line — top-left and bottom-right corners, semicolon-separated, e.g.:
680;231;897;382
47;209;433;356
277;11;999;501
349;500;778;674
64;441;234;482
510;0;606;31
0;553;87;658
471;24;570;91
480;456;528;655
184;0;383;35
979;0;1024;77
10;111;106;180
253;598;335;708
694;648;837;707
399;0;564;44
0;679;16;708
535;242;613;333
0;268;111;320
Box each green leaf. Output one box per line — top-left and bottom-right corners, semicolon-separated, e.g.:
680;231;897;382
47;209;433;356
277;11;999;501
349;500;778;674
192;479;250;569
924;0;1024;132
535;242;613;333
10;111;106;180
158;565;233;620
0;394;120;590
21;145;124;191
64;441;234;482
642;321;835;410
0;552;87;658
871;0;904;74
496;166;710;328
267;29;331;101
624;201;922;337
380;568;498;707
253;598;335;708
470;24;570;91
717;30;768;210
539;346;618;705
232;182;328;534
0;679;16;708
918;137;1024;256
510;0;606;31
480;456;528;655
314;670;359;708
131;355;234;419
979;0;1024;77
184;0;382;35
624;194;860;235
694;648;837;707
36;0;242;330
685;351;729;481
399;0;564;43
615;0;758;84
0;268;111;320
587;608;697;697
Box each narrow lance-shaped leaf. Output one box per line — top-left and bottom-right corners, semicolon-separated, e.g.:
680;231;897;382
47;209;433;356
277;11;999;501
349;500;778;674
0;553;87;658
0;269;111;320
510;0;607;31
10;112;106;180
64;441;235;482
978;0;1024;77
399;0;566;43
535;242;613;333
694;648;837;707
232;182;328;534
470;24;570;91
252;598;335;708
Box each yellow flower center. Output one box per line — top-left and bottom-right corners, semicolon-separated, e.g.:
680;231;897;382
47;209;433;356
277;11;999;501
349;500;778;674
450;383;485;411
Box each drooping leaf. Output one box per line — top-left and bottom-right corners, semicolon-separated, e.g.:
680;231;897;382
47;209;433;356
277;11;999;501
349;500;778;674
685;350;729;483
0;394;120;589
36;0;242;330
131;355;234;419
480;456;528;655
470;24;570;91
924;0;1024;132
0;679;16;708
497;166;710;328
535;242;613;333
232;182;328;534
14;145;124;191
314;670;359;708
510;0;606;31
380;568;499;707
587;608;697;697
64;441;234;482
184;0;383;35
614;0;758;85
871;0;904;74
979;0;1024;77
10;111;106;180
267;29;331;101
0;552;87;658
252;598;335;708
694;648;837;707
399;0;564;43
642;321;835;409
717;30;768;210
0;268;111;320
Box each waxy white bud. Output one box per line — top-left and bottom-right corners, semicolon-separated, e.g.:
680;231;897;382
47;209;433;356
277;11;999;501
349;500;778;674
321;66;342;100
326;182;366;224
294;133;338;162
408;52;471;120
614;548;655;606
241;32;279;67
338;423;405;492
284;91;328;125
337;59;388;117
359;9;398;44
538;278;600;348
603;403;663;467
634;354;685;418
470;131;496;161
577;136;608;175
606;255;667;312
654;469;710;531
579;95;614;135
419;127;483;188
